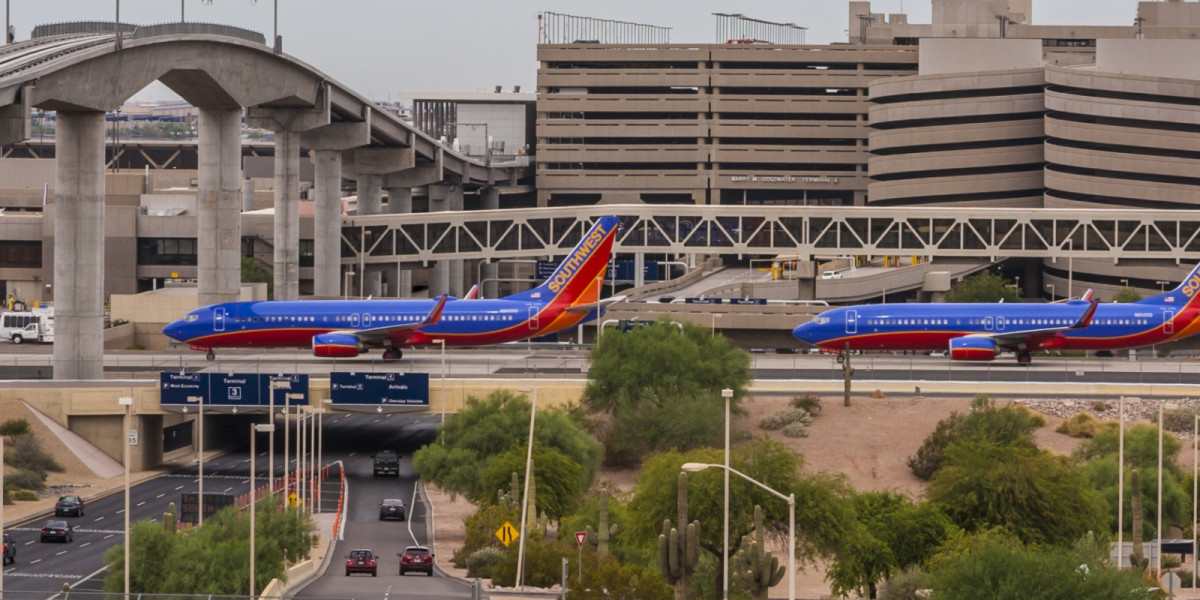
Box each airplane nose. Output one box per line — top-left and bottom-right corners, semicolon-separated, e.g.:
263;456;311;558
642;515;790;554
792;323;815;343
163;320;185;342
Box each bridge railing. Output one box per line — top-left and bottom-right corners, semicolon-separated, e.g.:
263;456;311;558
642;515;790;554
132;22;266;45
31;21;137;38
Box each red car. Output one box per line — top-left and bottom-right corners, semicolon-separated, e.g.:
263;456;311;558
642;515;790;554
399;545;434;576
345;549;377;576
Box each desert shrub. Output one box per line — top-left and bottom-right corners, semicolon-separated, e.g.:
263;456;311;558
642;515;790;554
878;565;929;600
907;395;1044;481
452;504;519;568
2;484;9;505
1091;401;1111;412
781;422;810;438
790;394;822;415
1055;413;1100;438
0;419;30;436
6;433;63;473
465;546;506;578
7;468;46;491
759;408;812;430
11;489;36;501
1163;406;1200;433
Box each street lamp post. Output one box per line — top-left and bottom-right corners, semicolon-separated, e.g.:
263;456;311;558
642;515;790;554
343;268;355;300
1046;283;1054;301
721;388;733;600
681;462;795;600
1118;397;1124;568
1;421;5;597
187;395;205;526
119;396;134;596
439;338;447;445
267;380;292;497
1194;414;1198;587
249;422;273;596
516;387;538;591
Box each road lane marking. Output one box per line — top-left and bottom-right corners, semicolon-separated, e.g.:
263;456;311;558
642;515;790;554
80;542;91;547
56;550;68;556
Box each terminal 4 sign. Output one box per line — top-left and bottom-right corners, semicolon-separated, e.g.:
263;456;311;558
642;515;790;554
160;372;308;412
330;372;429;410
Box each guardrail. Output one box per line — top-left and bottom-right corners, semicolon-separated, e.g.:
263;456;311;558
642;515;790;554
31;21;137;38
30;21;266;46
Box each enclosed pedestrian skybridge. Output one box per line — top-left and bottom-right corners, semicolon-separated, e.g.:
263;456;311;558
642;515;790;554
345;205;1200;264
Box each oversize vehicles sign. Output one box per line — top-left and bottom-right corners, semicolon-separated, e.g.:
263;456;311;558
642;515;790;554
330;372;429;406
159;373;309;409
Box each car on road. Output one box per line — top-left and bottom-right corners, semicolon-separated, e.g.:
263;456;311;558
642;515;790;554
399;545;434;576
40;520;73;543
372;451;399;477
345;549;377;576
55;494;85;517
3;532;14;564
379;498;406;521
820;270;843;280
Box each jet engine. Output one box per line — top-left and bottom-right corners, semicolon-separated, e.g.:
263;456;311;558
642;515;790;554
949;337;997;361
313;333;361;358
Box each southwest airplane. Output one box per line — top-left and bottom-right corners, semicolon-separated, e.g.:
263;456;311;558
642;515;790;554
163;216;620;361
792;261;1200;364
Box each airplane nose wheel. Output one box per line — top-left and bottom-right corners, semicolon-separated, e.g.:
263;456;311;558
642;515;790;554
1017;351;1031;365
206;349;215;361
382;347;403;361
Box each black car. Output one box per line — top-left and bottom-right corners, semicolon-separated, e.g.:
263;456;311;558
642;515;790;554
40;520;73;543
379;498;406;521
55;494;84;517
2;532;14;564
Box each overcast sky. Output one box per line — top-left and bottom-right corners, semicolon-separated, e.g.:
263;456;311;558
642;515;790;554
26;0;1144;101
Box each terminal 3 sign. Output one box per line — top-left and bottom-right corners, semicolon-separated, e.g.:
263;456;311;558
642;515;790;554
160;372;309;412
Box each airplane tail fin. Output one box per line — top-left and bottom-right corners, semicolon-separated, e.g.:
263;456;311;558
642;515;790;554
1142;261;1200;306
507;216;620;305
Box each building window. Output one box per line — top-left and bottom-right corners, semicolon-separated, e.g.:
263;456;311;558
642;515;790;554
137;238;197;266
0;241;41;269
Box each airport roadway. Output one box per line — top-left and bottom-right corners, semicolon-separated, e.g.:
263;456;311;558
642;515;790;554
0;412;463;600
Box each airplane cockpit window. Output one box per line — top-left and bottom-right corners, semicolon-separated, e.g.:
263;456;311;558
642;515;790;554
812;316;830;325
185;314;199;322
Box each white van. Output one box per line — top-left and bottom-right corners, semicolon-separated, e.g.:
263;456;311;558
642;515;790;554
2;310;53;343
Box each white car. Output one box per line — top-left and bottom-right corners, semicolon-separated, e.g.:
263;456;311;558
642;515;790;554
820;270;842;280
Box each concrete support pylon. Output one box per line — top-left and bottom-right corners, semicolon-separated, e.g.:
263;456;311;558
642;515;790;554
273;127;301;300
242;178;255;212
312;150;342;297
356;174;383;297
197;107;243;307
386;186;412;214
481;187;500;211
429;182;464;296
53;111;106;380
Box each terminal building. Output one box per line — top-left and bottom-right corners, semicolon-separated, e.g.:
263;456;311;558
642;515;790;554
5;0;1200;322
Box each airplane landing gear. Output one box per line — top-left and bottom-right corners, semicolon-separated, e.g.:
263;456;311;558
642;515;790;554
1017;351;1031;365
382;347;403;361
206;349;215;361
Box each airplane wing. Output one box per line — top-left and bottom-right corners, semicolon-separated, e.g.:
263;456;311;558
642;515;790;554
462;284;480;300
979;299;1099;348
329;294;449;347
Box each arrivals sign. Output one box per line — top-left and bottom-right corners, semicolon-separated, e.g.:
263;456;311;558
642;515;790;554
329;372;430;407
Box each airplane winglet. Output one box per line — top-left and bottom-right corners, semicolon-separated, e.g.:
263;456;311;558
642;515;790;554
1070;299;1100;329
417;294;449;327
1080;288;1095;302
462;284;480;300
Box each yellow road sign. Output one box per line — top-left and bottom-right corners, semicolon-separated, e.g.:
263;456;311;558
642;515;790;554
495;521;519;547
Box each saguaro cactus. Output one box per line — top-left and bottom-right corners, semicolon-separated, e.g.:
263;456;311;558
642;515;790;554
730;505;784;600
657;472;700;600
163;501;177;532
1130;468;1147;573
586;490;619;557
498;472;520;511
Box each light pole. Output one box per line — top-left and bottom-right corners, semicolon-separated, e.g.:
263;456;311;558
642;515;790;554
119;395;134;596
516;387;538;591
1046;283;1054;301
682;462;795;600
721;388;733;600
1;421;5;597
712;313;723;337
343;268;355;300
1158;280;1170;294
439;338;447;445
267;380;291;497
1194;413;1197;587
1118;396;1124;568
187;395;205;526
249;422;273;596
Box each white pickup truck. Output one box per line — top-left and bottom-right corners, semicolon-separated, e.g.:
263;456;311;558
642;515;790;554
11;320;53;344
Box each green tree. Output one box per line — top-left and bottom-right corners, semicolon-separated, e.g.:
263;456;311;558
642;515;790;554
945;271;1022;303
907;395;1044;480
626;438;854;599
242;256;273;300
927;531;1149;600
1112;287;1142;303
480;446;584;520
582;320;752;467
928;441;1107;547
413;390;602;506
825;492;955;598
1074;423;1190;540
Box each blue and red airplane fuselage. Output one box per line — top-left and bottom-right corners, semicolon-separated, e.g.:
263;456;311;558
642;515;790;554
793;262;1200;363
164;216;621;361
